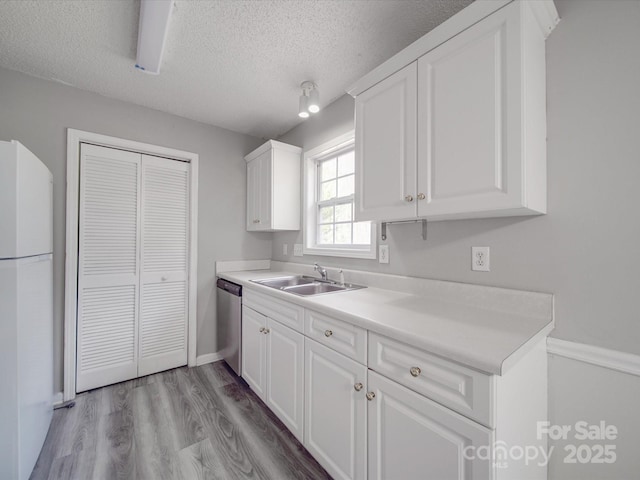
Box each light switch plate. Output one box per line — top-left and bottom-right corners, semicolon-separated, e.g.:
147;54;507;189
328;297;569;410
293;244;303;257
379;245;389;264
472;246;490;272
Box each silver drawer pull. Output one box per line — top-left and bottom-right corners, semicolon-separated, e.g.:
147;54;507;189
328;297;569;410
410;366;422;377
366;391;376;401
324;330;333;337
354;382;363;392
263;328;270;334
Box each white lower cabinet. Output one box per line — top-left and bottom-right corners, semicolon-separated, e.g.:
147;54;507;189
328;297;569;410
367;370;493;480
304;338;367;480
265;316;304;441
241;306;267;398
241;291;547;480
241;306;304;441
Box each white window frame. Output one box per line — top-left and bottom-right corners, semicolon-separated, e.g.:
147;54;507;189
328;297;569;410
303;131;376;259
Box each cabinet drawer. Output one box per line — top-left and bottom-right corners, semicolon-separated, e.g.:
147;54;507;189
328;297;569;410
304;309;367;364
368;333;494;428
244;289;304;333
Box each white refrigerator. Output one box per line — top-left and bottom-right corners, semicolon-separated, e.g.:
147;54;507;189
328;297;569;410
0;140;54;480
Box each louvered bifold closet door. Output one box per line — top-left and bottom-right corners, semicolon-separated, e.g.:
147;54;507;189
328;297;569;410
76;144;141;392
138;154;189;376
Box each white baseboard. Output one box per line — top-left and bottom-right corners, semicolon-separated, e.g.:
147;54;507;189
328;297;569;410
53;392;64;406
196;352;223;366
547;338;640;377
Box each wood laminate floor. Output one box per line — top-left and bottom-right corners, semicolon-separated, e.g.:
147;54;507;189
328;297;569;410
31;362;331;480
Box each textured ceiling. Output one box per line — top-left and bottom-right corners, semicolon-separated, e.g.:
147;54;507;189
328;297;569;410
0;0;472;139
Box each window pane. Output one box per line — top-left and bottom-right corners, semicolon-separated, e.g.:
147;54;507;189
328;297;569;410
337;175;354;197
319;205;334;224
335;223;352;244
353;222;371;245
335;203;352;222
320;158;337;181
319;224;334;245
338;151;355;176
320;180;336;201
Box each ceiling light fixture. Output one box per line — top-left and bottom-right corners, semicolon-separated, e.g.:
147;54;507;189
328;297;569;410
298;81;320;118
298;93;310;119
135;0;174;75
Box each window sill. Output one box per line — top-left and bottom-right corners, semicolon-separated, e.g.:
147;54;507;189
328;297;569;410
302;246;377;260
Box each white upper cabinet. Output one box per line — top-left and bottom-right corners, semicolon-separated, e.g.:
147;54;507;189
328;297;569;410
245;140;302;231
246;151;271;231
351;0;559;222
354;64;417;222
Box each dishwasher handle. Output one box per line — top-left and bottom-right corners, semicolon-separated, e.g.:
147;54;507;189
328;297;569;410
216;278;242;297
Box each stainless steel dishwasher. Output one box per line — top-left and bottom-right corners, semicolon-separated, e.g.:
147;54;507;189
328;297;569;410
216;278;242;375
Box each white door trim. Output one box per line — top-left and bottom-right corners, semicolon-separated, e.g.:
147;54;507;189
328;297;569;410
64;128;199;401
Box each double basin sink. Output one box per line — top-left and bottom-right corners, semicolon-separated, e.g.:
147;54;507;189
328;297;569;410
251;275;366;297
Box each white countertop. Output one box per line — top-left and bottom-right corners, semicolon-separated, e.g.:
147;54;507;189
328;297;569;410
218;269;554;375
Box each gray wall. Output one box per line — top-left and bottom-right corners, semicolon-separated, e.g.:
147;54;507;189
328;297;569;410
274;0;640;358
273;1;640;477
0;66;270;393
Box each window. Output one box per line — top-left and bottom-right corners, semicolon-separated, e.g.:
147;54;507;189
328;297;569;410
303;132;376;259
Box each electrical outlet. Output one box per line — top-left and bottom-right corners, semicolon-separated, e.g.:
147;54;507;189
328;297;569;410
282;243;288;256
293;244;303;257
472;246;490;272
379;245;389;264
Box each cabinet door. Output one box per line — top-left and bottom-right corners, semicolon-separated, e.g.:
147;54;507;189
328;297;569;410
304;338;367;480
241;306;267;400
417;5;522;218
76;144;141;392
138;155;189;377
368;371;493;480
265;319;304;442
355;63;417;222
246;150;272;231
246;157;260;231
257;151;273;230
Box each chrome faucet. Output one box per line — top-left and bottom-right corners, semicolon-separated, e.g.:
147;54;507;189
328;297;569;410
313;263;328;281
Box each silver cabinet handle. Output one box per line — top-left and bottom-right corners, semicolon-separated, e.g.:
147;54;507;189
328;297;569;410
366;391;376;401
259;327;265;333
263;328;270;334
410;366;422;377
405;195;414;202
417;193;426;200
253;219;260;224
324;330;333;337
354;382;363;392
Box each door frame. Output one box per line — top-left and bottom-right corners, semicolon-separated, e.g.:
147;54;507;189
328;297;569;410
64;128;199;401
